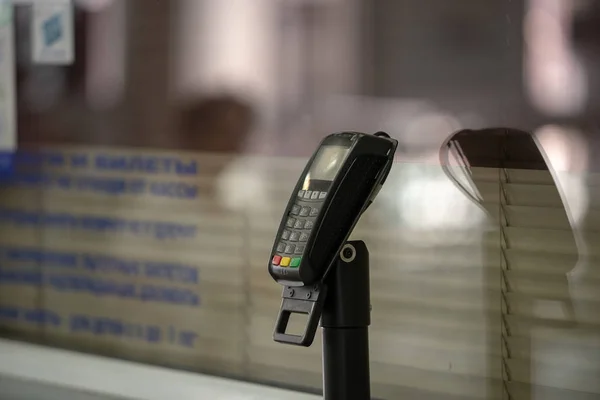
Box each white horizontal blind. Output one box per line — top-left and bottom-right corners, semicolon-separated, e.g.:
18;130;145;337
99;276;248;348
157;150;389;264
0;145;599;399
0;147;250;376
247;161;503;400
494;169;600;400
245;160;600;399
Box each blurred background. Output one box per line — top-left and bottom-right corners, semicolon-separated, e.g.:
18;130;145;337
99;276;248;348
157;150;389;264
2;0;600;399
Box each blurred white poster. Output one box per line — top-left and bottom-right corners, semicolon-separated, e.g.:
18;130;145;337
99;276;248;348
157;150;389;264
31;0;74;65
0;0;15;157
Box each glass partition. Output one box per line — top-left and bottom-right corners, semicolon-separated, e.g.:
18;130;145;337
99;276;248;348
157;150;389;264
1;1;600;399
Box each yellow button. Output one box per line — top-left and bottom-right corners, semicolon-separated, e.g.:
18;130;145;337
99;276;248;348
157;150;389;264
280;257;291;267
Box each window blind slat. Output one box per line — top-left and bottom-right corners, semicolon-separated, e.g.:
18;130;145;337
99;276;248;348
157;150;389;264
5;149;600;399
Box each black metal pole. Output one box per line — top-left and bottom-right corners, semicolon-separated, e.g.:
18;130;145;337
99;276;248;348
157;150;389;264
321;240;371;400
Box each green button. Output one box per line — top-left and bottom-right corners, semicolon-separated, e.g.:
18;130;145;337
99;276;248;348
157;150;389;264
290;257;301;268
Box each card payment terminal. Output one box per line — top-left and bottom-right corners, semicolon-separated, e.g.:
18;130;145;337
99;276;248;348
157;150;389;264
268;132;397;287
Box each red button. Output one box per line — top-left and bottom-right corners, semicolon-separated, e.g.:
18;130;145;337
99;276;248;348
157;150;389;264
272;255;282;266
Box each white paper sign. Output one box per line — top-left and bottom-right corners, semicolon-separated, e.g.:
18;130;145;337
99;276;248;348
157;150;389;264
0;0;16;153
31;0;74;65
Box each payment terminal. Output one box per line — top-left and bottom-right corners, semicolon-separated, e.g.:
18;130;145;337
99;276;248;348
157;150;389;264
268;131;397;348
268;131;397;287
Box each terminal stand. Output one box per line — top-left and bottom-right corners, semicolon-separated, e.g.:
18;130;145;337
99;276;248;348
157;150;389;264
273;240;371;400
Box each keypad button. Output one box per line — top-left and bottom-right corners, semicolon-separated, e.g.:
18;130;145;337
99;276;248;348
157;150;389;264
294;219;305;229
303;191;312;199
272;255;282;265
280;257;291;267
299;207;310;217
276;242;286;252
319;192;327;199
309;208;319;217
289;232;300;242
291;205;301;215
282;230;291;240
311;191;319;200
299;232;309;242
298;190;305;198
286;217;296;228
304;220;314;230
285;244;296;254
294;245;305;254
290;258;301;268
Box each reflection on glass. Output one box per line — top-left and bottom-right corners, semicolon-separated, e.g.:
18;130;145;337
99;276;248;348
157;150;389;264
3;1;600;400
525;0;588;115
534;124;589;227
308;145;349;181
442;137;484;205
380;162;489;244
